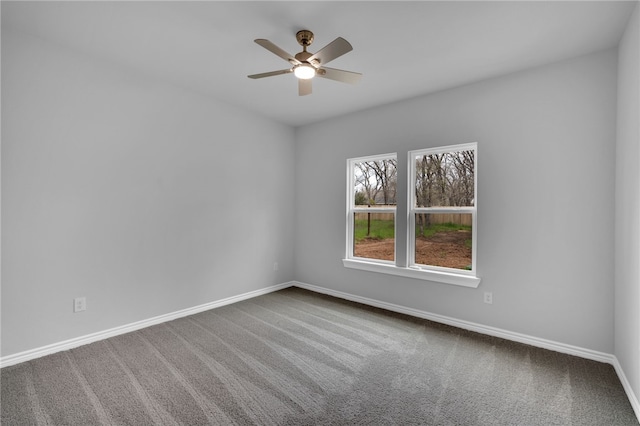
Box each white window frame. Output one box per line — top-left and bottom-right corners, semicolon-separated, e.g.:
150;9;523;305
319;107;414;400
408;143;478;276
345;153;397;265
343;143;480;288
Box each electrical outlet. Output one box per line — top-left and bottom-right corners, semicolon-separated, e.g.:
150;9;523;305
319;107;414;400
484;292;493;304
74;297;86;313
273;262;279;271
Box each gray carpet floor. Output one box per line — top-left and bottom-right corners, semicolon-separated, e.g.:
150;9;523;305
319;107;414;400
1;287;638;425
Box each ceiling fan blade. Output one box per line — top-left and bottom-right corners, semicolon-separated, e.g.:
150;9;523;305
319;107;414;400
298;78;312;96
254;39;300;65
307;37;353;66
248;69;293;79
318;67;362;84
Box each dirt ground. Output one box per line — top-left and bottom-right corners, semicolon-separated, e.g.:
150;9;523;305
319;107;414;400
354;230;472;269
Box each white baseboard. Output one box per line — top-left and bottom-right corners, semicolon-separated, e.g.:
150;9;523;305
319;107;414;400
293;281;614;363
4;280;612;367
613;357;640;421
293;281;640;422
3;279;638;423
0;281;293;368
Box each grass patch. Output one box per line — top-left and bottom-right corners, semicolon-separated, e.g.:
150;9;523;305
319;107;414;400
354;219;394;242
418;223;473;249
417;222;471;238
355;220;471;248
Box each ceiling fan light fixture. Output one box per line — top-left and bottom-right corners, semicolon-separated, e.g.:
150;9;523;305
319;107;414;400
294;64;316;79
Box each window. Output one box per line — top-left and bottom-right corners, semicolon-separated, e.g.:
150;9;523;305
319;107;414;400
346;153;397;263
344;143;479;288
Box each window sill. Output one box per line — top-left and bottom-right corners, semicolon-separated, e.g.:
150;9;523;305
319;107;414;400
342;258;481;288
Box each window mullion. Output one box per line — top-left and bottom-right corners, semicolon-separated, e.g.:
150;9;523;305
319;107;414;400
394;149;408;268
352;208;396;213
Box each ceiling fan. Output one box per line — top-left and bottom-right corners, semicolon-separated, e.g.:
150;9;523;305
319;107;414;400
248;30;362;96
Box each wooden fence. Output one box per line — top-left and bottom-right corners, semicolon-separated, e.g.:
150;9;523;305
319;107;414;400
354;212;472;226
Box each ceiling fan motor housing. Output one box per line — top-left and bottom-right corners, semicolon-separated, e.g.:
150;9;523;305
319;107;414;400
296;30;314;47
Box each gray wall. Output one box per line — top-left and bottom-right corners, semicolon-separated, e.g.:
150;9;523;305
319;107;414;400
615;3;640;407
295;49;618;353
0;15;632;370
1;30;296;356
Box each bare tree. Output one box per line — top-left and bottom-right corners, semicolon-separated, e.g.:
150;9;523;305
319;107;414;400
354;162;378;204
354;158;397;237
414;150;474;236
354;159;397;206
368;159;397;205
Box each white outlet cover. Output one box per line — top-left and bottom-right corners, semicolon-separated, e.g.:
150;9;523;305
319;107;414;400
74;297;86;312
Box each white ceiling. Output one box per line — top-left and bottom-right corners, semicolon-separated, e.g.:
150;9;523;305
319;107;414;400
2;1;636;127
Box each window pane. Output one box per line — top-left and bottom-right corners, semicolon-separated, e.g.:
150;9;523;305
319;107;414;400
353;158;397;207
414;213;472;270
414;150;474;207
353;212;395;261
